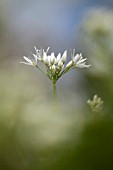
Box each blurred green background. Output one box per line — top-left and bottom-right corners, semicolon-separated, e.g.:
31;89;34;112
0;0;113;170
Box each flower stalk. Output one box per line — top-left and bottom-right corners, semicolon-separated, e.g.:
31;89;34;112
20;46;91;109
53;81;58;110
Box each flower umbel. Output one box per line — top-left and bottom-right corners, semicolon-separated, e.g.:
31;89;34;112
20;47;90;83
87;94;103;112
20;46;91;108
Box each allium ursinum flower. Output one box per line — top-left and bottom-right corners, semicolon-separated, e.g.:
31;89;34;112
20;47;90;83
33;46;50;62
20;55;38;66
87;94;103;112
20;46;91;108
66;50;91;69
43;50;67;81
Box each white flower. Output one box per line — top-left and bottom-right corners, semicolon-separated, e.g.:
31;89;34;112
51;65;56;70
87;94;103;112
50;53;55;65
56;53;61;64
73;53;90;68
20;56;37;66
34;46;43;61
20;47;91;83
58;60;64;68
34;46;50;61
50;65;56;74
66;51;90;69
40;49;68;68
43;53;49;65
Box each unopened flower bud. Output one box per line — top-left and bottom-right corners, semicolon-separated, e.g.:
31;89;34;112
51;65;56;71
50;53;55;65
66;60;73;68
87;94;103;112
61;50;67;63
58;60;64;68
56;53;61;64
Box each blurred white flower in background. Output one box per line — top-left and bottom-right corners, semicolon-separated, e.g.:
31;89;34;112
83;8;113;36
87;94;103;112
80;7;113;75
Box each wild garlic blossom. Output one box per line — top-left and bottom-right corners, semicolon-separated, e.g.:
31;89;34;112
66;50;90;68
20;56;38;66
20;47;90;83
87;94;103;112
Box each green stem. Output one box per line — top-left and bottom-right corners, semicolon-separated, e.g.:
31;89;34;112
60;67;71;76
59;66;73;78
36;65;46;75
53;82;58;110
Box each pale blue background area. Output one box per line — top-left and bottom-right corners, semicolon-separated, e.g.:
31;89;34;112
0;0;113;55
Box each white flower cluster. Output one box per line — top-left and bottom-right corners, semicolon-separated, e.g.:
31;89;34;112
20;47;90;82
87;94;103;112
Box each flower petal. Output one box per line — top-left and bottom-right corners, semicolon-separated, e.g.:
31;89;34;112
50;53;55;64
77;58;87;64
32;54;38;63
23;56;33;64
56;53;61;64
73;54;81;63
20;62;33;65
43;53;49;65
46;47;50;54
61;50;67;63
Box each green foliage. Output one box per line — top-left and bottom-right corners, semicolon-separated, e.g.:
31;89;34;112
77;8;113;113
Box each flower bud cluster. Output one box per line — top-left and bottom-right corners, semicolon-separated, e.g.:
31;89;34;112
20;47;90;82
87;94;103;112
